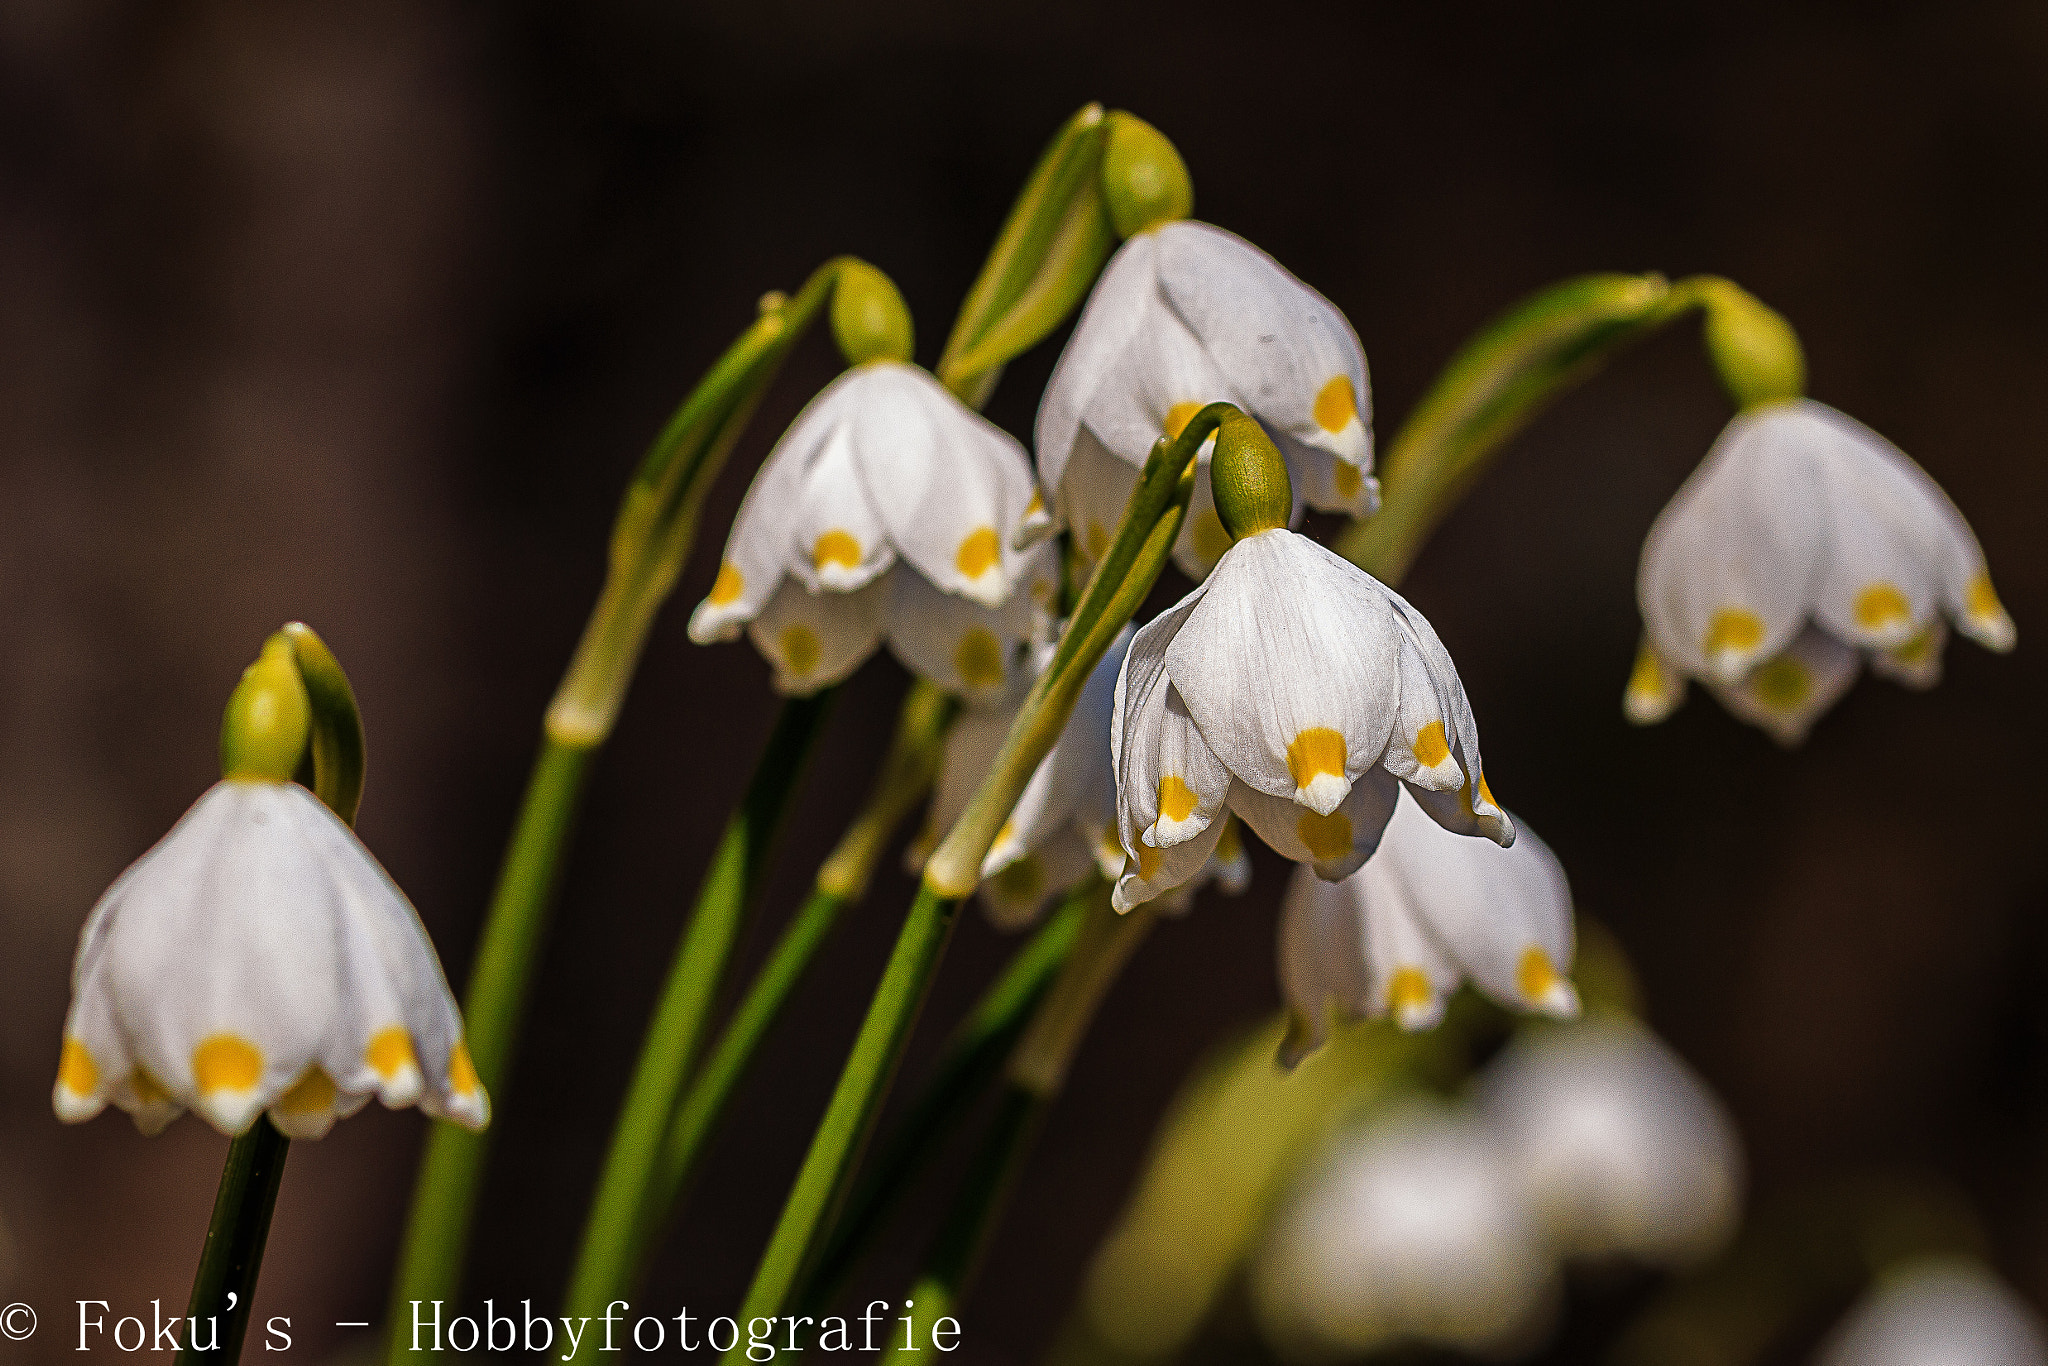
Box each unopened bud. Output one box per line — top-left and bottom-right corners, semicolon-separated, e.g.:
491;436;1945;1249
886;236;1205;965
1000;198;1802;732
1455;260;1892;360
830;259;915;365
220;635;311;783
1102;112;1193;238
1211;413;1292;540
1698;278;1804;410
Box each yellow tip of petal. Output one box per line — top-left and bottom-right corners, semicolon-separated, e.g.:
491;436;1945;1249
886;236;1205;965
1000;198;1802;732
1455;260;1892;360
1313;376;1358;434
59;1037;99;1097
1286;728;1348;811
1296;808;1353;862
1853;581;1912;634
956;526;1002;581
1333;460;1363;500
953;627;1005;693
449;1041;481;1098
276;1067;337;1116
1163;401;1204;440
708;561;745;606
779;624;822;680
1386;966;1437;1030
813;529;862;572
1516;945;1577;1013
1412;720;1450;770
1749;653;1812;711
192;1034;263;1096
1703;607;1766;674
1157;775;1198;824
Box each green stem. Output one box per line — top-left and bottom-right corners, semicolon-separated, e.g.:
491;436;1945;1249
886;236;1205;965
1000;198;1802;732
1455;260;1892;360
560;691;833;1332
175;1118;290;1365
801;884;1092;1312
387;736;594;1361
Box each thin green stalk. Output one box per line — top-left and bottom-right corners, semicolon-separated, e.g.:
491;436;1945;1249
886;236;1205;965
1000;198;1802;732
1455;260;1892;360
561;690;833;1328
176;1119;290;1365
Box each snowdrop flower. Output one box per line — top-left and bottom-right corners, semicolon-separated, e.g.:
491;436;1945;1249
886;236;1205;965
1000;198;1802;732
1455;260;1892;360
1108;416;1508;913
52;639;485;1140
1033;220;1377;580
1629;399;2015;744
1251;1100;1556;1361
688;361;1055;702
1476;1017;1743;1268
1814;1257;2048;1366
1277;791;1576;1059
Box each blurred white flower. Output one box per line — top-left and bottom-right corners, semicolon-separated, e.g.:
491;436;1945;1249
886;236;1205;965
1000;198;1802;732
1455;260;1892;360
1814;1256;2048;1366
688;361;1055;701
1630;399;2015;744
1278;791;1577;1059
1033;221;1377;579
1251;1099;1556;1361
1476;1017;1743;1268
53;780;486;1140
1110;526;1508;913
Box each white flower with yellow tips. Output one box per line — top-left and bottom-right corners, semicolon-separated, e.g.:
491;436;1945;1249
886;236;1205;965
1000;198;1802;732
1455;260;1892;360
1629;398;2015;744
687;361;1053;701
1276;791;1576;1060
1815;1257;2048;1366
1108;520;1509;914
1032;220;1377;579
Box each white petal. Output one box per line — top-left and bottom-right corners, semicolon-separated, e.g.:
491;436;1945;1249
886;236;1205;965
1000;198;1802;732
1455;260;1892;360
1276;864;1371;1066
980;827;1096;932
1058;427;1145;565
1279;428;1380;519
1166;532;1401;815
983;631;1127;877
1870;617;1947;690
930;687;1026;871
1637;404;1830;682
1153;221;1374;467
1709;626;1860;746
1351;864;1463;1032
1170;453;1239;581
1229;771;1401;883
1111;587;1211;856
748;575;886;696
884;562;1035;702
1076;284;1234;470
1112;805;1227;913
785;421;895;594
1119;679;1234;852
1036;234;1160;501
1377;636;1468;793
1376;585;1512;846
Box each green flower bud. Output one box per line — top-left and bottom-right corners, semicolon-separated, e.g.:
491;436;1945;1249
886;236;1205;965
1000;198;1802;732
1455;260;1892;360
1697;277;1805;410
1102;111;1193;238
220;635;311;783
830;258;915;365
1211;413;1292;541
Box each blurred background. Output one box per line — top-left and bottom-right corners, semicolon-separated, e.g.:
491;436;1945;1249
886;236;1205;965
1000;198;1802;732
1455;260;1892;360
2;1;2044;1361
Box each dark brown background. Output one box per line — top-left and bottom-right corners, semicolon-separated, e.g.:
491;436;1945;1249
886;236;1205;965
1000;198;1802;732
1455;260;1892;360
2;2;2043;1362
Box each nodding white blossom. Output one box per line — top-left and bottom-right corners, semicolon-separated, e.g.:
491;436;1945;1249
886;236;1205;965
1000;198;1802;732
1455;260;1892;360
1110;526;1508;914
1476;1018;1743;1269
1251;1100;1557;1362
1630;398;2015;744
1277;791;1576;1059
919;629;1249;929
688;361;1056;702
53;780;487;1140
1032;221;1378;580
1814;1257;2048;1366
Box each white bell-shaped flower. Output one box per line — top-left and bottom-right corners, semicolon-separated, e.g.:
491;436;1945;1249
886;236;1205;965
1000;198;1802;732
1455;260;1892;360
1476;1017;1743;1268
1277;791;1576;1058
1033;221;1378;580
1250;1099;1557;1362
1110;525;1509;913
1630;398;2015;743
53;779;487;1140
688;361;1055;702
1814;1257;2048;1366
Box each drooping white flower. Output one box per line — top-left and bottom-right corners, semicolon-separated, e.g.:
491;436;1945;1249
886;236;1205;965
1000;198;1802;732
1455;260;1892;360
688;361;1055;701
1250;1100;1557;1362
1110;526;1509;913
1629;398;2015;744
1814;1257;2048;1366
1277;791;1576;1057
1476;1017;1743;1269
1032;221;1378;579
53;780;487;1140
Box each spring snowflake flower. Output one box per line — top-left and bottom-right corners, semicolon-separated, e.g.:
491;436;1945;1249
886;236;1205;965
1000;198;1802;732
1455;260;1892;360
1250;1100;1556;1361
1476;1017;1742;1268
1110;526;1508;914
1277;792;1575;1059
1814;1257;2048;1366
53;780;487;1140
1628;399;2015;744
1032;221;1377;579
688;361;1054;701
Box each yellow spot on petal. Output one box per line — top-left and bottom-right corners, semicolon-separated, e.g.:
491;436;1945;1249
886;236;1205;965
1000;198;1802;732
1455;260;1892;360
1163;401;1205;439
994;819;1016;850
1158;775;1198;824
991;857;1044;906
1215;816;1244;864
1296;808;1354;862
954;628;1005;692
956;526;1001;581
1387;966;1432;1017
1136;843;1162;881
1190;508;1233;565
1097;828;1126;868
1285;727;1347;792
1333;461;1363;500
131;1068;171;1107
59;1038;98;1096
1517;946;1564;1003
276;1067;336;1116
449;1041;481;1098
812;529;862;572
1627;643;1667;700
192;1034;263;1095
1476;772;1497;810
1892;626;1937;666
779;624;822;680
1314;376;1358;434
1967;572;2004;622
1026;489;1045;517
366;1027;417;1081
1704;607;1766;659
1084;520;1110;561
1749;654;1811;711
709;561;744;605
1853;581;1912;632
1412;720;1450;769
